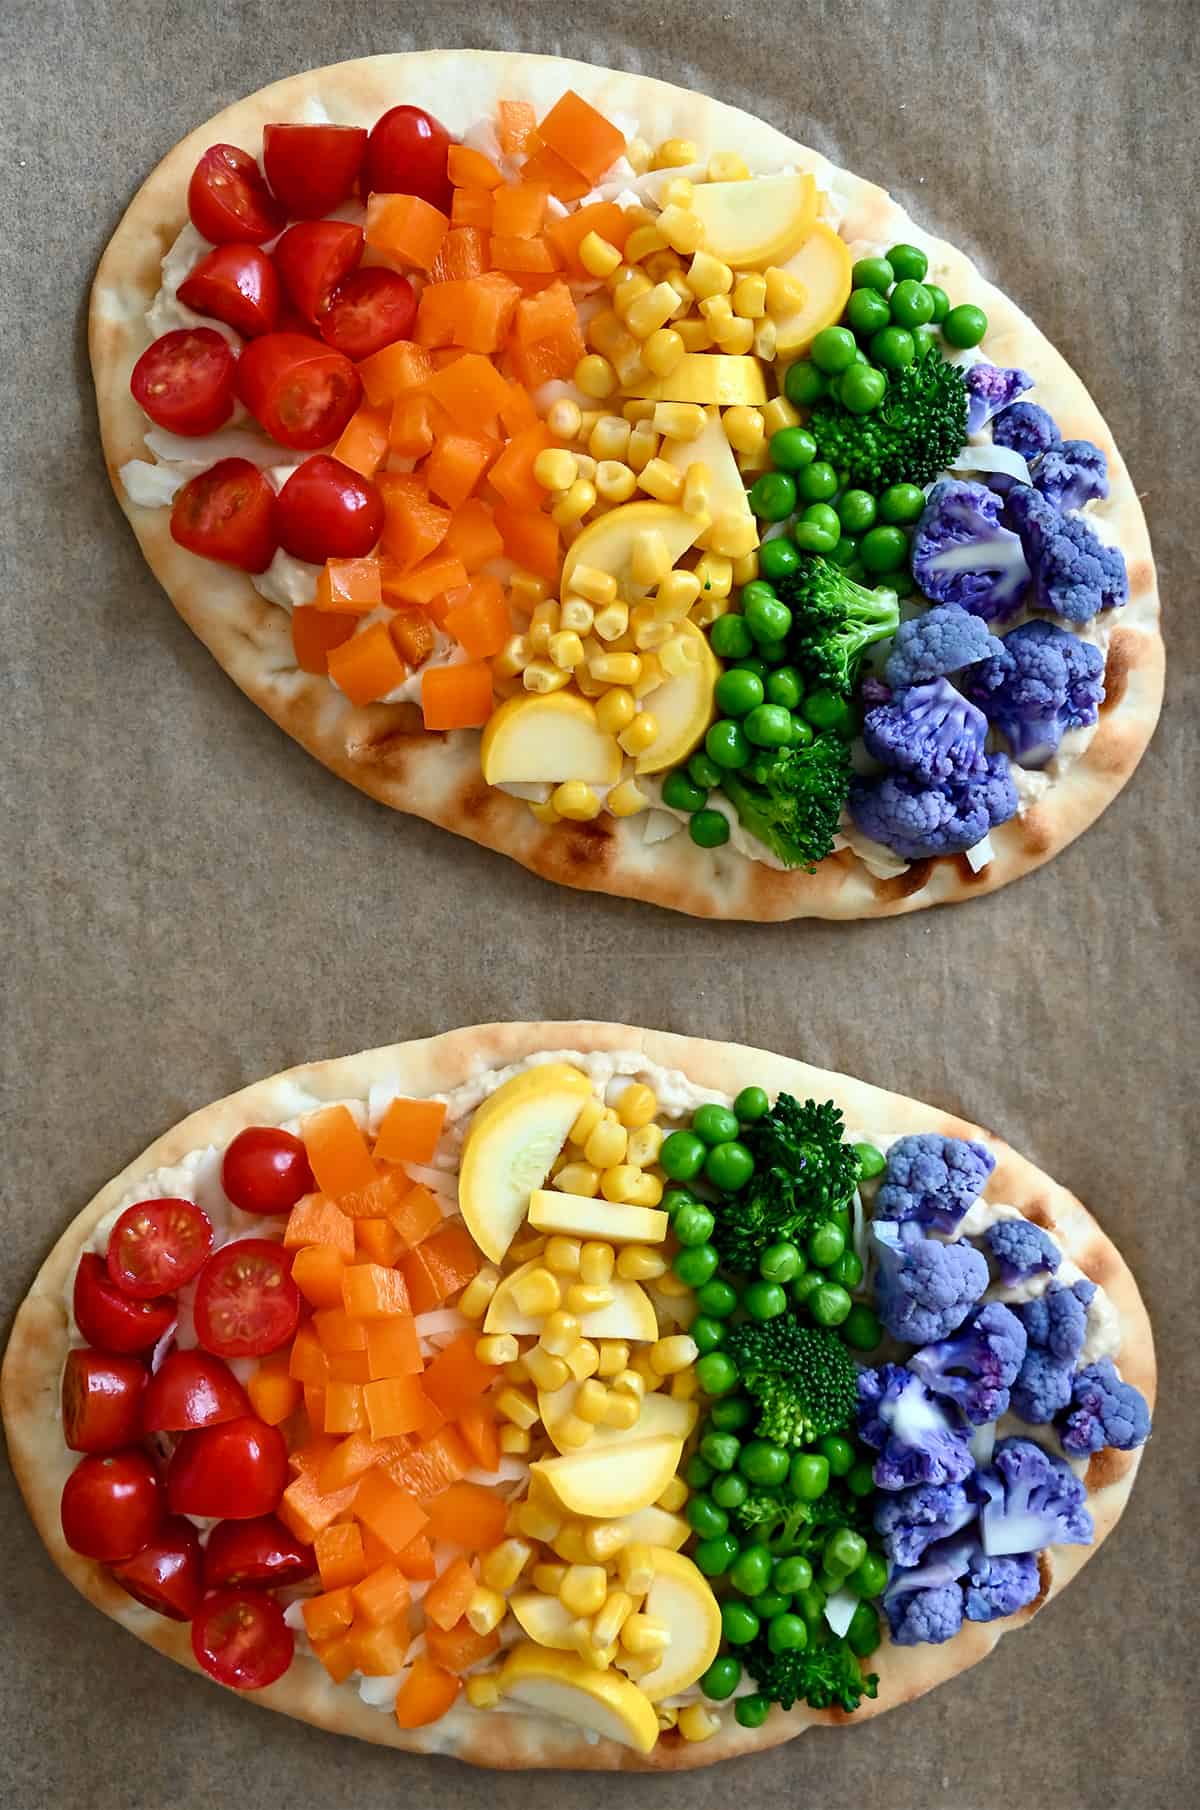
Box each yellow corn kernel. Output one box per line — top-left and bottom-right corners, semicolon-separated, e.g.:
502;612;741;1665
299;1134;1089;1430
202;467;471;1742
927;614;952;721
609;1085;653;1132
617;712;658;757
594;598;630;642
607;778;650;818
765;265;806;313
688;250;734;299
611;1365;645;1400
545;1235;583;1278
458;1265;500;1321
616;1648;658;1681
551;1523;592;1565
610;265;653;317
648;571;698;623
546;630;584;672
496;1385;539;1431
707;511;759;559
586;308;627;360
712;314;755;354
516;1502;565;1548
480;1537;533;1593
580;1241;615;1287
465;1670;502;1710
651;1335;698;1378
561;562;615;613
575;1378;610;1425
676;317;714;351
570;1621;616;1670
707;151;751;182
592;1589;635;1648
677;464;709;521
639;327;683;380
637;458;685;505
584;415;629;465
532;1561;568;1596
731;272;768;319
556;1413;595;1450
650;402;704;446
559;1564;608;1617
629;532;670;591
762;395;801;435
753;317;778;362
565;1281;615;1316
643;246;685;287
509;572;550;612
540;1309;582;1358
511;1266;561;1318
615;1243;667;1282
528;599;559;653
625;135;651;174
620;1611;671;1655
604;1391;643;1431
551;479;597;529
722;404;765;456
655;203;704;257
654;1266;693;1298
524;1345;571;1393
617;1542;655;1598
632;652;664;698
579;692;631;745
656;1474;689;1512
691;551;732;601
498;1423;531;1456
616;401;651;427
624;224;670;266
625;280;681;340
550;1164;599;1205
732;550;760;587
571;450;596;485
653;137;698;169
578;229;623;279
466;1584;507;1637
631;602;672;650
533;447;578;492
565;1338;600;1383
698;293;734;330
628;1171;666;1210
557;597;593;637
585;1340;624;1384
678;1704;720;1744
588;651;641;689
671;1367;699;1401
552;781;603;822
495;632;535;681
627;424;660;473
593;458;636;504
546;397;583;442
632;1345;665;1386
574;352;619;398
475;1332;519;1367
570;1097;605;1146
504;1354;531;1385
522;658;570;696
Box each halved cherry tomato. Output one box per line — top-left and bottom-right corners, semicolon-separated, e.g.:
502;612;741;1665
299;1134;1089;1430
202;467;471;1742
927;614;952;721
111;1517;203;1621
192;1588;294;1690
176;244;281;338
61;1348;146;1452
236;334;362;452
273;221;363;322
170;458;279;573
188;143;285;245
364;105;453;213
221;1126;314;1216
167;1415;288;1519
276;456;385;564
275;302;323;339
319;267;417;361
73;1254;175;1355
130;327;236;436
107;1198;213;1299
61;1448;164;1561
141;1349;251;1433
203;1515;315;1590
263;123;368;218
194;1239;300;1357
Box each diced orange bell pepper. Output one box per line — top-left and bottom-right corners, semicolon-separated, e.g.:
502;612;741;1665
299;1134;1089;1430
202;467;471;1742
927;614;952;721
451;186;493;229
302;1585;356;1644
489;234;560;275
379;482;453;571
278;1467;359;1545
489;424;554;511
390;612;436;670
394;1655;462;1728
324;1380;366;1435
327;622;408;707
315;558;382;614
443;498;505;573
413;1392;447;1443
336;1168;412;1222
352;1560;412;1628
374;1096;449;1166
537;90;626;182
422;1332;499;1419
500;381;539;435
291;1243;348;1310
247;1353;301;1427
366;1315;423;1380
447;272;523;355
311;1630;358;1684
442;577;511;660
514;278;580;346
385;1183;443;1250
456;1397;501;1474
313;1308;369;1354
389;393;435;459
355;1216;403;1267
284;1193;356;1260
333;402;391;477
288;1434;338;1477
424;1555;477;1632
314;1519;367;1591
395;1530;437;1580
491;182;550;238
421;663;494;733
342;1263;411;1320
357;340;434;408
546;200;633;275
401;1222;482;1312
302;1384;326;1430
326;1348;372;1384
497;100;538;159
520;142;591;202
384;553;469;608
363;1375;432;1439
424;1619;501;1674
386;1425;473;1501
414;281;463;350
426;351;512;433
426;432;498;511
424;1480;510;1551
432;226;488;283
292;605;354;674
303;1105;379;1198
288;1323;330;1388
360;1523;398;1572
508;280;586;388
317;1430;396;1495
353;1468;429;1555
365;193;450;270
348;1619;412;1677
447;143;506;189
492;503;561;584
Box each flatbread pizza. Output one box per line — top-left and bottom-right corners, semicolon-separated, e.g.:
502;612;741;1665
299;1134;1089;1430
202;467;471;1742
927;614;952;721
2;1022;1154;1769
89;52;1162;920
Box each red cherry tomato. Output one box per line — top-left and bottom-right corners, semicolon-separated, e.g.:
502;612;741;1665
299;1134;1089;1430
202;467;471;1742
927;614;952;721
170;458;279;574
188;144;285;245
262;122;368;218
319;268;417;361
129;327;236;436
364;105;453;213
167;1415;288;1519
236;333;362;452
274;301;322;339
106;1198;214;1299
61;1448;164;1561
203;1515;315;1590
192;1588;294;1690
110;1517;204;1621
194;1239;300;1357
273;221;363;322
221;1126;314;1216
73;1254;175;1355
276;456;385;564
61;1348;147;1453
141;1349;251;1433
176;243;281;338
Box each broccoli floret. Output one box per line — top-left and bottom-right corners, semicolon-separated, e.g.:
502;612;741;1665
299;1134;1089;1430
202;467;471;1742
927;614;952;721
963;1545;1041;1621
725;1318;861;1448
874;1479;978;1567
993;401;1061;464
736;1474;873;1556
910;479;1031;621
1033;438;1109;512
977;1436;1094;1555
872;1219;989;1345
806;354;969;489
1058;1359;1152;1457
857;1363;976;1489
863;678;988;787
876;1133;997;1234
720;738;851;871
1010;1280;1095;1424
744;1626;878;1712
965;618;1105;768
777;558;900;695
882;1532;974;1645
1006;484;1128;623
907;1302;1027;1426
848;752;1018;861
964;363;1033;434
883;603;1001;690
710;1094;860;1271
983;1218;1062;1286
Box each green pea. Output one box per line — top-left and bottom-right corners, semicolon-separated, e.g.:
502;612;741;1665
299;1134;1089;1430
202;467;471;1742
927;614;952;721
846;1458;877;1498
704;719;751;771
773;1555;813;1595
802;689;855;735
743;591;793;644
741;1278;788;1321
789;1452;830;1500
791;1271;822;1308
708;614;754;661
735;1693;771;1728
689;1314;726;1355
733;655;770;681
709;1396;754;1431
809;1281;852;1326
828;1249;864;1290
759;1240;802;1284
676;1245;721;1290
845;285;891;337
693;1282;735;1324
942;302;987;348
743;703;794;749
689;809;730;848
661;1186;695;1217
700;1654;742;1700
739;1440;790;1487
807;1221;846;1269
751;1589;791;1620
713;667;764;721
792;520;838;554
783;360;826;407
842;1303;884;1352
793;1584;825;1626
770;426;817;471
851;255;894;293
869;324;915;370
824;1529;868;1578
817;1434;855;1477
836;488;876;534
767;1612;808;1655
739;576;776;612
838;363;887;414
693;1533;740;1577
885;242;928;284
749;471;797;521
662;769;707;812
924;283;949;323
789;715;814;747
687;1493;729;1538
756;535;799;583
699;1430;741;1472
730;1544;774;1597
685;1453;714;1490
733;1084;769;1123
693;1102;740;1147
846;1601;881;1659
711;1470;749;1510
889;279;935;328
705;1140;754;1192
850;1552;889;1599
800;502;840;540
878;483;926;526
722;1600;760;1646
826;535;859;569
912;322;942;360
795;460;838;503
810;325;858;374
891;567;915;598
674;1201;716;1247
859;524;910;574
660;1129;706;1181
764;665;803;710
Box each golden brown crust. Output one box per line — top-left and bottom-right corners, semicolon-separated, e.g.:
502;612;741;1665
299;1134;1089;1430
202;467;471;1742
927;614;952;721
89;51;1163;921
1;1022;1156;1768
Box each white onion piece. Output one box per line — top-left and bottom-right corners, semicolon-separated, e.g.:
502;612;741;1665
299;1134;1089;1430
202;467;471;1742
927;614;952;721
965;833;995;873
403;1163;458;1196
150;1323;178;1373
415;1308;468;1338
143;425;301;474
823;1587;859;1638
643;809;683;845
467;1458;528;1487
949;441;1032;485
119;459;185;508
496;782;552;803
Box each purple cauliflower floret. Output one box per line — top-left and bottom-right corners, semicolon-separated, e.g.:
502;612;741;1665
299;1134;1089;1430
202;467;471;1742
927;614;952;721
964;363;1033;433
883;602;1002;691
962;1545;1041;1621
1010;1279;1095;1424
911;479;1031;621
983;1218;1061;1285
907;1302;1028;1426
863;678;988;786
883;1533;973;1644
1006;484;1128;623
857;1364;976;1490
1033;438;1109;513
977;1436;1093;1555
874;1479;978;1567
876;1133;996;1234
849;752;1018;861
993;401;1061;464
1058;1359;1152;1457
964;618;1105;768
872;1219;989;1346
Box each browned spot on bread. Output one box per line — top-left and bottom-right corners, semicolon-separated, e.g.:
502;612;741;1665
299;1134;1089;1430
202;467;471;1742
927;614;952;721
561;819;614;874
874;859;933;902
1019;808;1055;857
1020;1194;1055;1230
1126;557;1154;599
1100;629;1135;712
1022;1549;1054;1619
457;776;499;823
955;853;989;886
1087;1446;1134;1491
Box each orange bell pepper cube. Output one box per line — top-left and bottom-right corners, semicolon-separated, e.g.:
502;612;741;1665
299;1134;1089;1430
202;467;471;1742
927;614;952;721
336;1168;412;1222
497;100;538;159
302;1585;356;1644
302;1384;327;1430
247;1353;301;1427
384;553;469;608
324;1380;366;1435
424;1619;501;1674
292;605;354;675
291;1243;348;1310
447;143;506;189
379;481;452;571
366;1315;423;1379
327;621;408;708
500;382;539;435
422;1332;499;1419
375;1096;449;1165
365;192;449;270
489;234;560;275
388;393;435;459
492;503;560;584
314;1519;368;1592
288;1434;338;1477
342;1263;411;1320
363;1375;432;1439
390;612;436;670
421;663;494;733
355;1217;403;1267
313;1308;369;1353
288;1323;330;1387
546;200;633;275
348;1620;412;1677
326;1347;373;1384
426;432;498;511
284;1193;356;1260
386;1425;473;1501
395;1530;437;1580
352;1560;412;1628
491;182;550;238
278;1467;360;1545
360;1523;399;1572
385;1182;443;1249
430;272;522;356
353;1468;429;1554
508;280;586;388
332;402;391;477
432;226;488;283
443;577;511;660
394;1655;462;1728
357;339;434;408
401;1222;482;1313
311;1630;358;1684
489;423;555;511
315;558;382;614
424;1479;510;1550
520;142;591;202
514;278;581;346
424;1555;477;1632
451;186;493;229
443;498;505;573
317;1430;395;1495
456;1397;502;1474
302;1105;379;1198
537;90;626;183
426;351;512;433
